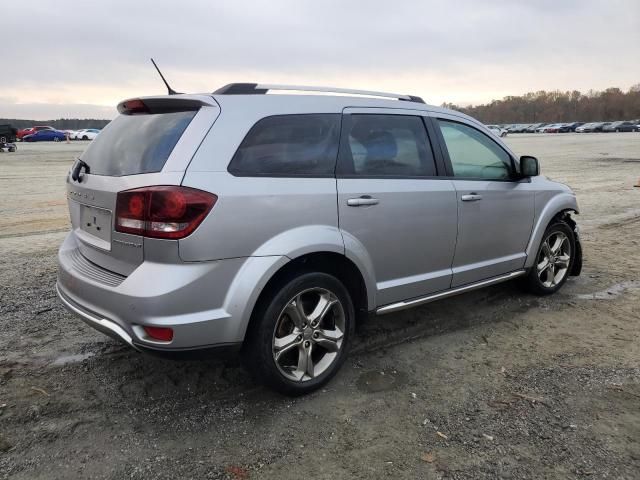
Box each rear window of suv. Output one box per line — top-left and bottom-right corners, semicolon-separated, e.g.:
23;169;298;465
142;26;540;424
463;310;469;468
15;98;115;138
80;111;197;176
228;114;340;176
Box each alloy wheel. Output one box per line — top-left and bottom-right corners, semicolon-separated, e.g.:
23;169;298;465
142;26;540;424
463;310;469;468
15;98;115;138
536;231;571;288
272;287;345;382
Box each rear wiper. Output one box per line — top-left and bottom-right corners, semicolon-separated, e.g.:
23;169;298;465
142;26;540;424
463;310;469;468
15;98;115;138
71;159;91;182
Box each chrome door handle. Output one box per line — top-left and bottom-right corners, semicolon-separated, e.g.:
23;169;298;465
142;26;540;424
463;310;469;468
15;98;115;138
347;196;379;207
461;193;483;202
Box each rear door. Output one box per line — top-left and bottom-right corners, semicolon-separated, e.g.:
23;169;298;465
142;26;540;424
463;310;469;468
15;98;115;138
66;97;219;275
336;108;457;306
431;115;535;287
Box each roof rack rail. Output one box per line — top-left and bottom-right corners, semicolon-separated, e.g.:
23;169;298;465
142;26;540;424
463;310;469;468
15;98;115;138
213;83;425;104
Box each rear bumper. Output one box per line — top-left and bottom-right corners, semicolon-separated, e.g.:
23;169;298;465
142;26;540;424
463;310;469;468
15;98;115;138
56;231;283;352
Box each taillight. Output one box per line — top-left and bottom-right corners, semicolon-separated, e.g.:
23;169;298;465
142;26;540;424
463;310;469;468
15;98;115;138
115;186;216;239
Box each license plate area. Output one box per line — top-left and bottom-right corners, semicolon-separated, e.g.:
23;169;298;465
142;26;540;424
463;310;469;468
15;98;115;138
80;204;112;246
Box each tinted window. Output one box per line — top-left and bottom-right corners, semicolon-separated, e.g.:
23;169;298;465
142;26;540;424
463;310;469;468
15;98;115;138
81;111;196;176
437;120;512;179
339;114;436;177
228;114;340;176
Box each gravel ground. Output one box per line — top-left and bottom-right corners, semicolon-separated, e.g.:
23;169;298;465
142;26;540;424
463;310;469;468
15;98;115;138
1;134;639;479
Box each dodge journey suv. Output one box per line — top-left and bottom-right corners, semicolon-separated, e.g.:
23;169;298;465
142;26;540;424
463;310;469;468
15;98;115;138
57;84;582;395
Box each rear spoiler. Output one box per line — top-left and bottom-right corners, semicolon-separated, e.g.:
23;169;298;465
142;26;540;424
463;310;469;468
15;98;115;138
117;97;213;115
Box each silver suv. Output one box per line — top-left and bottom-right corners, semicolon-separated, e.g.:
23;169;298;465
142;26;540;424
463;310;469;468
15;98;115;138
57;84;582;395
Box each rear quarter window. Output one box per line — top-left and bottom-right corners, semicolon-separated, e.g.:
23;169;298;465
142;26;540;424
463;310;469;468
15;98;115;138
228;114;340;176
81;111;197;176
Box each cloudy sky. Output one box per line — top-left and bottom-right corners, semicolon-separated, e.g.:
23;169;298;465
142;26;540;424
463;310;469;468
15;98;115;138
2;0;639;119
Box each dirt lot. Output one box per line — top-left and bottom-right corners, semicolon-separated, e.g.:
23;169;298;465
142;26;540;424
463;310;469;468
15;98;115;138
1;134;639;479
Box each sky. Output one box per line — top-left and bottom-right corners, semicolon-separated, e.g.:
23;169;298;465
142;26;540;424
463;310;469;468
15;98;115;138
2;0;639;120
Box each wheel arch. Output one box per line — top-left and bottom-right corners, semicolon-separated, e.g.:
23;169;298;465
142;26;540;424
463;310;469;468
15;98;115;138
524;192;580;271
240;251;371;345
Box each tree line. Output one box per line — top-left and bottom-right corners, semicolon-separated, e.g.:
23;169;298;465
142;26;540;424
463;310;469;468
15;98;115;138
0;118;111;130
442;85;640;124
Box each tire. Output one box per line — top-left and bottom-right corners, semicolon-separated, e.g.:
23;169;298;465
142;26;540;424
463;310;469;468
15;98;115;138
244;271;355;396
53;137;60;142
82;136;88;140
616;128;620;133
522;222;575;295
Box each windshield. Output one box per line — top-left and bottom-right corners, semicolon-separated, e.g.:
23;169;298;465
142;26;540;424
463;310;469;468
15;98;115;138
81;111;197;176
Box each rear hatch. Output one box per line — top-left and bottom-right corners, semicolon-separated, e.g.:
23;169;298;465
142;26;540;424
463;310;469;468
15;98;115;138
66;95;220;276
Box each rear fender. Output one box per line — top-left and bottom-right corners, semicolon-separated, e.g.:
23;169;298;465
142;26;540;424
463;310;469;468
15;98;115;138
223;225;376;341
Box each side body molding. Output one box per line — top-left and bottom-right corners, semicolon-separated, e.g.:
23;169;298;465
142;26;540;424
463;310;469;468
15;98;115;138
524;192;579;269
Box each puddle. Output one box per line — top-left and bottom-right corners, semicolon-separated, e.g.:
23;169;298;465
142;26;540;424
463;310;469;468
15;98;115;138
356;369;407;393
51;352;96;366
575;281;640;300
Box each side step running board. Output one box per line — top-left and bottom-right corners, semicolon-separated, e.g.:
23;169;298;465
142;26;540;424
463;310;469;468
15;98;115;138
377;270;526;315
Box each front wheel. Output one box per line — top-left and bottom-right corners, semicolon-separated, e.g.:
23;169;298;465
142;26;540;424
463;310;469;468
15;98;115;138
522;222;574;295
245;272;355;395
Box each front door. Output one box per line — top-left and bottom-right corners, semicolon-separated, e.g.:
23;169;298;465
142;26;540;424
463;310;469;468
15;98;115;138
336;109;458;306
433;117;535;287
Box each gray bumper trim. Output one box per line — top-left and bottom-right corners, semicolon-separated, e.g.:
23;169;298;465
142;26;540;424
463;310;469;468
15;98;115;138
56;283;139;350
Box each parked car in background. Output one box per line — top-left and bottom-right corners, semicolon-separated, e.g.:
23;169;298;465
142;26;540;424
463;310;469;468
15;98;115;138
508;124;532;133
575;122;598;133
72;129;101;140
562;122;585;132
602;121;639;132
538;123;564;133
17;125;55;140
0;124;18;143
22;129;66;142
537;123;563;133
486;125;508;137
526;123;546;133
593;122;612;132
17;128;35;140
516;124;533;133
577;122;611;133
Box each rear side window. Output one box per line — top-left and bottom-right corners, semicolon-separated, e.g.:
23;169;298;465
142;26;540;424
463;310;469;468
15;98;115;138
437;120;512;180
338;114;436;177
228;114;340;176
81;111;197;176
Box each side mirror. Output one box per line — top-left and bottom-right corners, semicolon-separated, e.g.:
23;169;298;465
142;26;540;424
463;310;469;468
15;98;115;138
520;155;539;177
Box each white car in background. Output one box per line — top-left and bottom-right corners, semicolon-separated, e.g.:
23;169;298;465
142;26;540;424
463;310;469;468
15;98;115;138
72;129;101;140
486;125;508;137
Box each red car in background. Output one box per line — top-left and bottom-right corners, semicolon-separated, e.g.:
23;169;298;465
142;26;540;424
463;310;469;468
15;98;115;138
17;125;55;140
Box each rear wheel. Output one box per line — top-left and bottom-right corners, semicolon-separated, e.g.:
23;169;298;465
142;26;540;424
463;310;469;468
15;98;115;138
523;222;574;295
53;137;60;142
245;272;355;395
